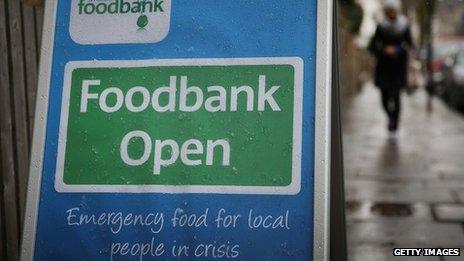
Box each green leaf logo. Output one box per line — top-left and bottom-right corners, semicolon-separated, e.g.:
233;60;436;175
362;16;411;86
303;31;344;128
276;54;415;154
137;14;148;29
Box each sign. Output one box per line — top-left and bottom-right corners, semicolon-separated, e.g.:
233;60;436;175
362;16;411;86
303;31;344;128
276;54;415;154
22;1;332;260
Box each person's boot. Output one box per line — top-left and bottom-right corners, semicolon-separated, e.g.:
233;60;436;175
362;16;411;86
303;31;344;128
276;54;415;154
388;119;398;139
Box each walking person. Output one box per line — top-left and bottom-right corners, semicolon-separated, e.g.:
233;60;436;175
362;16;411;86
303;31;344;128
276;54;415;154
369;0;413;137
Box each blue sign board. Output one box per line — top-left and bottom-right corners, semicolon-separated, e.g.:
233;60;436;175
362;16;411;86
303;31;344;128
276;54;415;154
22;1;332;260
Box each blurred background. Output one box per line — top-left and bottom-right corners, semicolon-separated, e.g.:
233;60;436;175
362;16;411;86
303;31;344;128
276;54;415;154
339;0;464;260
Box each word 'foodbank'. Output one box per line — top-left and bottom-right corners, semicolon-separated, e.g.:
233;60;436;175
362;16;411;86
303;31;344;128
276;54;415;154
80;75;281;113
78;0;165;15
77;75;282;175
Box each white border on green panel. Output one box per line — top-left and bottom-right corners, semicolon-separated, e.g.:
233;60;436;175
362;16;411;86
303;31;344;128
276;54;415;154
55;57;304;195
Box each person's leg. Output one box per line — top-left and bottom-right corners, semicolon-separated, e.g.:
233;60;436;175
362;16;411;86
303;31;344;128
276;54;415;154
380;86;391;116
390;87;401;131
380;86;395;131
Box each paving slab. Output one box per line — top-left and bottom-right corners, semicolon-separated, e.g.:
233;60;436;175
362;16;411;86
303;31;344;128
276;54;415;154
455;191;464;203
346;184;454;203
347;220;464;246
434;204;464;222
347;201;433;222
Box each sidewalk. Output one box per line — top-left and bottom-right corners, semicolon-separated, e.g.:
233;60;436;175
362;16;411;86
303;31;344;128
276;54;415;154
343;83;464;261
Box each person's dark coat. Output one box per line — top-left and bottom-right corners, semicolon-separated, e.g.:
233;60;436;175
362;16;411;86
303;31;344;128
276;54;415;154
369;16;413;89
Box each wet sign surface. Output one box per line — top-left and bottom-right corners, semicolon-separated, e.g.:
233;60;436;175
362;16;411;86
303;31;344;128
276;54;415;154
57;58;302;193
22;1;331;260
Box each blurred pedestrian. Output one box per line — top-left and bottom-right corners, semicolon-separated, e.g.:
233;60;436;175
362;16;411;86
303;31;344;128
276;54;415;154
368;0;413;137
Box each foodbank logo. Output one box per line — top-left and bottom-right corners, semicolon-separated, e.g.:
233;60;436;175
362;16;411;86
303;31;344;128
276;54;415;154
70;0;171;44
137;14;149;29
77;0;165;29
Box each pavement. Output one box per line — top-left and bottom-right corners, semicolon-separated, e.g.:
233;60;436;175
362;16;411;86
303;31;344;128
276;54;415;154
343;83;464;261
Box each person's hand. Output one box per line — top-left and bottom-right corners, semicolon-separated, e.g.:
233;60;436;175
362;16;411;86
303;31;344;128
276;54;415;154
384;45;397;57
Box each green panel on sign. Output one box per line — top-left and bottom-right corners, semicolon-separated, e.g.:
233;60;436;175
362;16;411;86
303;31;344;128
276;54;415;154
63;64;295;186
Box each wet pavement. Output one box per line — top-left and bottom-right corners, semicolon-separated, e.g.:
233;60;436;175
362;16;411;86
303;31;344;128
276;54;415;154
343;83;464;261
